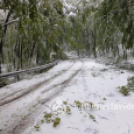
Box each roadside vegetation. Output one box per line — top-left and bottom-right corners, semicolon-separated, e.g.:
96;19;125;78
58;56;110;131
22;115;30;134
119;76;134;96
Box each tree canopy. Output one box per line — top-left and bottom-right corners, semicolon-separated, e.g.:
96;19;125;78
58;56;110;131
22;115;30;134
0;0;134;73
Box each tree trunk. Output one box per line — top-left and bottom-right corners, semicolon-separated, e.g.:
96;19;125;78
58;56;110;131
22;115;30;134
85;29;90;55
20;38;23;69
117;46;119;56
13;41;17;70
0;10;12;73
133;48;134;57
76;38;80;57
91;30;97;58
77;48;79;56
0;44;2;73
123;50;127;61
29;41;37;66
36;46;39;65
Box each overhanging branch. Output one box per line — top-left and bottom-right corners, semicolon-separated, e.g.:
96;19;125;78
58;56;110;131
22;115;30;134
5;18;20;26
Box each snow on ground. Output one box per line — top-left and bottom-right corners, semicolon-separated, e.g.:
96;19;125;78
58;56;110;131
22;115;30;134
0;60;74;105
0;58;134;134
0;59;83;134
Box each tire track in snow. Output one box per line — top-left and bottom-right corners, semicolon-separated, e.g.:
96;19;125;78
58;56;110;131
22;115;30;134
0;60;83;134
16;60;84;134
0;60;75;106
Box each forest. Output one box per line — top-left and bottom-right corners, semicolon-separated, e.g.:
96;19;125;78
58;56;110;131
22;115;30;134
0;0;134;73
0;0;133;74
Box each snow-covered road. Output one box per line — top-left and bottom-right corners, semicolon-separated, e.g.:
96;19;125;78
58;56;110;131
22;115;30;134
0;58;134;134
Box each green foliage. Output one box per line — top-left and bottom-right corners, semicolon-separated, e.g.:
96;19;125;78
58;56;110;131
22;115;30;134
53;0;63;15
119;86;129;96
103;97;107;100
44;113;52;122
89;114;96;122
34;126;40;131
0;0;68;73
63;101;67;105
44;113;52;118
101;68;107;72
66;106;71;114
127;77;134;83
126;77;134;91
43;112;61;127
95;0;134;51
1;0;134;74
53;117;61;127
41;119;44;123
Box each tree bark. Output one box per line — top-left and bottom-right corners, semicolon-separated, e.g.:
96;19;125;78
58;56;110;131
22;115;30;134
29;41;37;66
0;10;12;73
85;29;90;55
36;45;40;65
77;48;79;56
133;48;134;57
91;30;97;58
123;50;127;61
20;37;23;69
